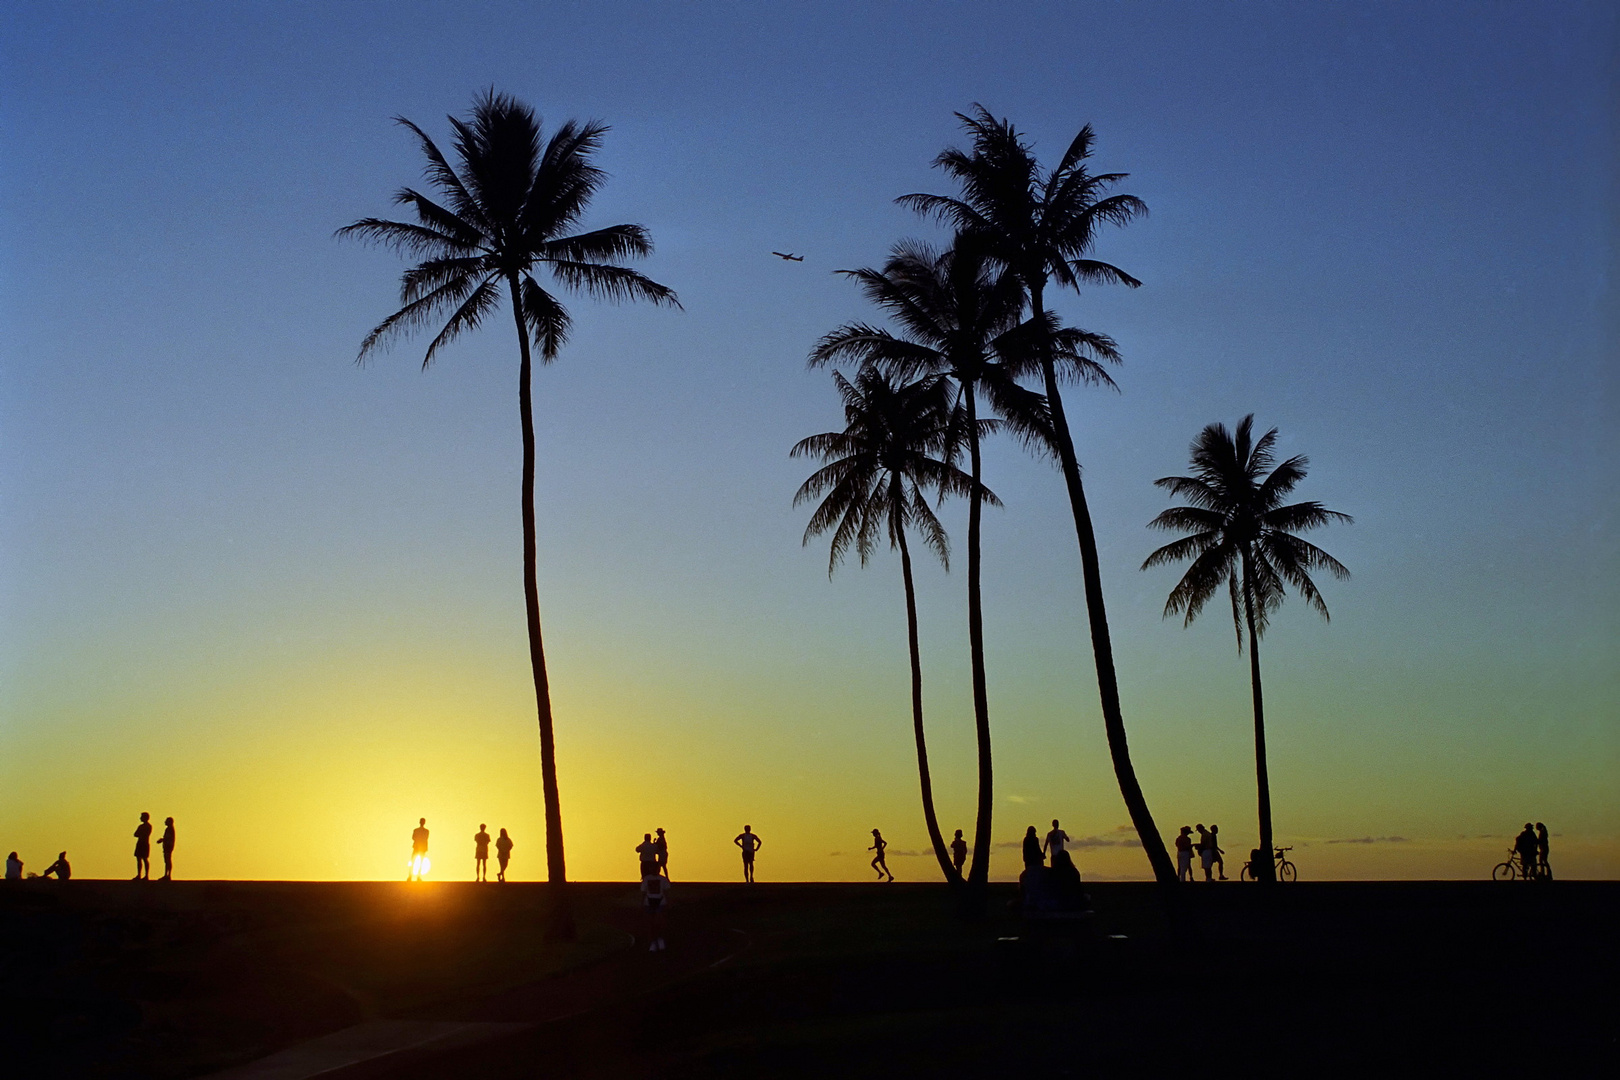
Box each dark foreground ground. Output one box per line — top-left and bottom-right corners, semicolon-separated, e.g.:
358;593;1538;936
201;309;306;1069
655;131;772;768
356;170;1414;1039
3;878;1614;1077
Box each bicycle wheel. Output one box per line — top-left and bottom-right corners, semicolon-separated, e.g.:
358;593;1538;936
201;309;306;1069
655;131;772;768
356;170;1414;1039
1279;860;1297;882
1492;861;1515;881
1240;861;1255;882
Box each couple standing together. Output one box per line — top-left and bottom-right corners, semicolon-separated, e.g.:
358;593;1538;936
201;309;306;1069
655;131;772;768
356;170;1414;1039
1175;824;1225;881
133;812;176;881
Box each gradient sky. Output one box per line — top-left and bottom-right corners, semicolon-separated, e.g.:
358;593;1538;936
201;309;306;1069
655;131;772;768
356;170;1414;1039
1;1;1614;882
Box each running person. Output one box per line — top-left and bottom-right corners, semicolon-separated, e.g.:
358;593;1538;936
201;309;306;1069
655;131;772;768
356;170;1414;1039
495;828;513;882
473;824;491;882
868;829;893;882
734;825;762;883
133;812;153;880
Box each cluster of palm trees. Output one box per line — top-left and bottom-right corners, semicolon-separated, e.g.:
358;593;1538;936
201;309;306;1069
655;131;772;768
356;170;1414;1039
339;90;1350;915
795;109;1351;896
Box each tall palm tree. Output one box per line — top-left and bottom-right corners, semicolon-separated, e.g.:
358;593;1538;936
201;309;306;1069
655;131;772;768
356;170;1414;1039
811;238;1049;901
1142;416;1351;882
900;108;1177;884
339;91;678;887
792;368;987;886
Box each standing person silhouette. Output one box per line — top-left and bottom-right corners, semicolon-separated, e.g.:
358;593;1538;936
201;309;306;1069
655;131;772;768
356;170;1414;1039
158;817;176;881
654;828;669;880
635;833;658;877
1043;819;1069;861
409;818;429;881
950;829;968;876
1175;826;1195;882
495;828;513;882
1535;823;1551;881
1022;825;1043;872
473;824;491;882
1514;823;1539;880
1196;824;1214;881
1209;824;1227;880
734;825;762;883
868;829;893;882
133;812;153;880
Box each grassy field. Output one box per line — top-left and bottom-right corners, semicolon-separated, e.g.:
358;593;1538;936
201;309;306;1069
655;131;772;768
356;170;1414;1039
3;878;1613;1077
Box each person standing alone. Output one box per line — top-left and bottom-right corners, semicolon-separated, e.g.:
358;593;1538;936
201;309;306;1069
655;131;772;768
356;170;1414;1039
950;829;968;877
158;817;176;881
734;825;762;883
409;818;430;881
473;824;491;882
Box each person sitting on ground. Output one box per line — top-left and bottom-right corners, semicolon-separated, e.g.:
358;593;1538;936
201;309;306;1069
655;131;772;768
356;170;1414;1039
474;824;491;882
5;852;21;880
158;817;176;881
636;832;659;877
1043;819;1069;860
950;829;968;876
1048;850;1091;912
1175;826;1195;882
41;852;71;880
641;867;669;951
1022;825;1043;872
1514;823;1539;880
654;827;670;880
868;829;893;882
1535;823;1551;881
495;828;513;882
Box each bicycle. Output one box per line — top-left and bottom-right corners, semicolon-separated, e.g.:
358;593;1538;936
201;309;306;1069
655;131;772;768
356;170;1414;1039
1240;846;1297;882
1492;848;1535;881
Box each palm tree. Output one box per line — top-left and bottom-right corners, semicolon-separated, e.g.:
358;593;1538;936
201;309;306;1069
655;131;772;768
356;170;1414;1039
792;368;987;886
900;108;1177;884
338;91;678;887
1142;416;1351;882
810;238;1049;901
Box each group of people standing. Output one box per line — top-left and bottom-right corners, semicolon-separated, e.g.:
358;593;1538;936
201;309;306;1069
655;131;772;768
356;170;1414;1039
1019;820;1089;911
636;828;672;951
133;812;176;881
1175;824;1226;882
405;818;515;881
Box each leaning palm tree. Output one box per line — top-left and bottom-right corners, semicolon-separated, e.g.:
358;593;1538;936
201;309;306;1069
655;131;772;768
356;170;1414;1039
793;368;987;887
339;91;678;887
811;238;1049;901
1142;416;1351;882
900;108;1176;884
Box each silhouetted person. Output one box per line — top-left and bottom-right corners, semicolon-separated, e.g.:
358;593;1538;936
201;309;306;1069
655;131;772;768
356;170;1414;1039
734;825;761;883
1196;824;1213;881
5;852;20;880
1175;826;1195;882
1515;823;1538;880
133;812;153;880
41;852;70;880
495;828;513;882
1049;850;1090;911
636;833;658;877
1022;825;1043;871
409;818;429;881
158;817;176;881
474;824;491;882
1043;819;1069;860
869;829;893;882
641;868;668;951
950;829;968;876
1209;824;1227;880
1535;823;1551;880
655;828;669;880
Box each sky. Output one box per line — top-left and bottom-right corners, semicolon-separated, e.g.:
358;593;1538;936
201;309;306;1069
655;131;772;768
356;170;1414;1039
1;0;1614;883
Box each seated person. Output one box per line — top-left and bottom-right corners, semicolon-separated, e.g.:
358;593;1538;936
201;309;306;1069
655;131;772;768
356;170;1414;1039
5;852;21;880
41;852;71;880
1048;850;1092;912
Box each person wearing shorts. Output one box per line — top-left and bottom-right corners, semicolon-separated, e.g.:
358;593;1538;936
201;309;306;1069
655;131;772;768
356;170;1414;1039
734;825;761;883
641;870;668;951
133;813;153;881
474;825;491;882
1175;826;1195;882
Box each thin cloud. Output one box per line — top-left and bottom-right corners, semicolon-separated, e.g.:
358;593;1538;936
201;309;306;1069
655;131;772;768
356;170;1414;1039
1324;836;1410;845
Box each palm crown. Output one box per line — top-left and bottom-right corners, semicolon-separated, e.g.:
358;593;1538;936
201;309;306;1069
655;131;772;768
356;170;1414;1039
338;89;678;366
1144;415;1352;643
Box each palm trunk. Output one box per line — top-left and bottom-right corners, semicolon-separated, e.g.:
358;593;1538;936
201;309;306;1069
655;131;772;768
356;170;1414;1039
964;385;994;905
508;276;568;889
1241;547;1275;884
1030;284;1176;886
896;519;960;886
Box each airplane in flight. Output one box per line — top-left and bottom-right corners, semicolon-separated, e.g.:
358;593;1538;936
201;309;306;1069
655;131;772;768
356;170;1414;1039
771;251;804;262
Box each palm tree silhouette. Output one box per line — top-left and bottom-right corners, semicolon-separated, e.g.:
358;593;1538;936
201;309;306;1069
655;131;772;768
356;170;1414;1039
811;239;1048;903
900;108;1176;884
793;368;986;887
1142;416;1351;883
338;91;678;887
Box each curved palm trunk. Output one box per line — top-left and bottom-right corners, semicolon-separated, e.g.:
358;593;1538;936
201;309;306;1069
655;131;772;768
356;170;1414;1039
963;385;994;906
508;276;568;891
1241;547;1276;884
895;521;961;886
1030;284;1176;886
